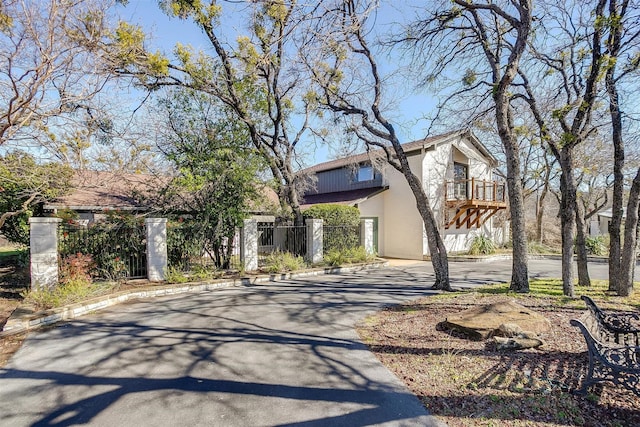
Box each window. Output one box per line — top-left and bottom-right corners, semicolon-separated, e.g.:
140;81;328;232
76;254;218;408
357;165;374;182
453;162;468;198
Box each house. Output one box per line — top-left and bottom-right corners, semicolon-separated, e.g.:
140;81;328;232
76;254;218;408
590;207;626;237
44;170;279;224
302;130;508;260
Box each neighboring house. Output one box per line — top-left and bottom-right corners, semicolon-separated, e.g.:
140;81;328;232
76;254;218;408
590;207;626;237
302;130;508;260
44;170;279;223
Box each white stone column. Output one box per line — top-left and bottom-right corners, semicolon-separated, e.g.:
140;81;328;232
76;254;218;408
360;219;375;255
145;218;167;282
241;219;258;271
29;217;61;290
306;219;323;264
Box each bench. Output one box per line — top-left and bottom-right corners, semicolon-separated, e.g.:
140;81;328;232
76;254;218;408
571;296;640;396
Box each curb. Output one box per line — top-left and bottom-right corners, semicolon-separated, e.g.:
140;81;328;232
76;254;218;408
1;261;388;338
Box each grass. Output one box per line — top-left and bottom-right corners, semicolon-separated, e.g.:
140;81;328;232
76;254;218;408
468;279;640;310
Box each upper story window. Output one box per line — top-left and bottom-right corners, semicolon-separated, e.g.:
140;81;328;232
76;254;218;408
357;165;374;182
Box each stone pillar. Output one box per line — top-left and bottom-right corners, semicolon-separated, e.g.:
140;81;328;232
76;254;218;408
306;219;323;264
29;217;61;290
360;219;375;255
241;219;258;271
145;218;167;282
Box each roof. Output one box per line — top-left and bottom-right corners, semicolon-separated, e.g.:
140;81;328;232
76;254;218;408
304;129;497;174
596;207;627;219
301;187;388;209
45;170;279;214
44;170;163;211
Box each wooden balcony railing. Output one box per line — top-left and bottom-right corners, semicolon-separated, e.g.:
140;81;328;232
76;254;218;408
444;178;506;204
444;178;507;229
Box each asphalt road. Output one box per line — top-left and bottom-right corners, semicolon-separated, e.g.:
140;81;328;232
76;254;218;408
0;259;610;426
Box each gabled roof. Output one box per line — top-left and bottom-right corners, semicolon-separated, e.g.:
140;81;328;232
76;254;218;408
305;129;498;174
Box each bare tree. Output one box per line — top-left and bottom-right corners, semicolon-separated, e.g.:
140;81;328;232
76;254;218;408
94;1;316;223
304;0;451;290
403;0;533;292
0;0;115;147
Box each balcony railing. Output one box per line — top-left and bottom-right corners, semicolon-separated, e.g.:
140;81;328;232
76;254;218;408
444;178;506;204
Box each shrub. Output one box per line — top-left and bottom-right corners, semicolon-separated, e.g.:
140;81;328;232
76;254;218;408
304;204;362;253
585;235;607;256
59;253;94;285
468;235;496;255
324;246;375;266
263;251;306;273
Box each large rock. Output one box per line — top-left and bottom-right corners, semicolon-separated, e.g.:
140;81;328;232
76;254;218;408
442;300;551;340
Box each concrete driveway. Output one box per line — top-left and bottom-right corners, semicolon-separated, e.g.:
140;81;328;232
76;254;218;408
0;259;607;426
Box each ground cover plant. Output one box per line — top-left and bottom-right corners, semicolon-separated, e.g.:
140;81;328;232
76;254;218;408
357;280;640;426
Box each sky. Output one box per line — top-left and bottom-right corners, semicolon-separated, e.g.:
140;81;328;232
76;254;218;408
115;1;438;166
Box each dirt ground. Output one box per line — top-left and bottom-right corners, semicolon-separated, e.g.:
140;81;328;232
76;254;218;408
357;293;640;427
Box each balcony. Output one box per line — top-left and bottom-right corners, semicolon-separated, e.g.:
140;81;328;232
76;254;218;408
444;178;507;229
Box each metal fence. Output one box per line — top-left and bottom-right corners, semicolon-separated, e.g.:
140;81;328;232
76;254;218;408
58;222;147;280
323;225;361;253
258;223;307;266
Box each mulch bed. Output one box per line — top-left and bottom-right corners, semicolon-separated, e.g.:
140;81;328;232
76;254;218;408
357;293;640;427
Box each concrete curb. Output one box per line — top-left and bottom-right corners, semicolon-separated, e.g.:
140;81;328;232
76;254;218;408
1;261;388;337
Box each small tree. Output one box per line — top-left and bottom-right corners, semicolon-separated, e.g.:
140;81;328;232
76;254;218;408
153;89;266;269
0;151;72;245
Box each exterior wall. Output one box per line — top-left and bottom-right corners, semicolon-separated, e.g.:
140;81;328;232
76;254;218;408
377;154;425;260
308;164;384;195
422;143;452;256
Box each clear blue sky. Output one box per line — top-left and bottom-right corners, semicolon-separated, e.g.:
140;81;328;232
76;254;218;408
116;1;437;165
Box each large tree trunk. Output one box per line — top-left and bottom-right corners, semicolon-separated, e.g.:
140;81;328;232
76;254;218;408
575;200;591;287
606;4;625;292
395;148;451;291
619;167;640;296
559;148;576;297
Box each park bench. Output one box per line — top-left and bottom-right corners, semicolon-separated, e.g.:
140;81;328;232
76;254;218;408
571;295;640;396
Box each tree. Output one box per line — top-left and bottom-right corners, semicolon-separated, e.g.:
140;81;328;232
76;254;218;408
404;0;533;292
153;88;266;269
603;0;640;295
94;0;315;223
304;0;452;290
0;151;72;245
0;0;115;147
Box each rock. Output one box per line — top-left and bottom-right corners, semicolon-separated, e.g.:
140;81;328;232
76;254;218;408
443;300;552;340
494;335;544;350
496;322;524;337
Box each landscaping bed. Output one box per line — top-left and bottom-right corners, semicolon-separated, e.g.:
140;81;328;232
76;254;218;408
357;291;640;427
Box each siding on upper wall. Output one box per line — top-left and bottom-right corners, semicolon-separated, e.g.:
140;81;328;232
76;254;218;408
307;165;384;195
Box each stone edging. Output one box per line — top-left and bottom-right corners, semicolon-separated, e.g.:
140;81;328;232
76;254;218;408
0;261;388;338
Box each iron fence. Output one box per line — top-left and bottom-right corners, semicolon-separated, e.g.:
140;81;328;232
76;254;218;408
258;223;307;266
58;222;147;280
323;225;361;253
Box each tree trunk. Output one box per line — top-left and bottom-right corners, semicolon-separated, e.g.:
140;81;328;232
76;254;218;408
559;148;576;297
396;149;451;291
606;18;625;292
619;167;640;297
575;200;591;287
536;176;550;244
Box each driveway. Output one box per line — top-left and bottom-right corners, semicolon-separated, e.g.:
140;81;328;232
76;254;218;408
0;259;607;426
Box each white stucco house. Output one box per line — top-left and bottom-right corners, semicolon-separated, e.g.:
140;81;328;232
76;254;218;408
302;129;509;260
590;207;626;237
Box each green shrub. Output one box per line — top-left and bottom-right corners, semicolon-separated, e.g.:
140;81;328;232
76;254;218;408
468;235;496;255
263;251;306;273
324;246;375;266
585;235;607;256
302;204;360;227
164;266;189;283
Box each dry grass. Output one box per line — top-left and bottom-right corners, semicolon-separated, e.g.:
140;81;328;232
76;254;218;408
357;288;640;427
